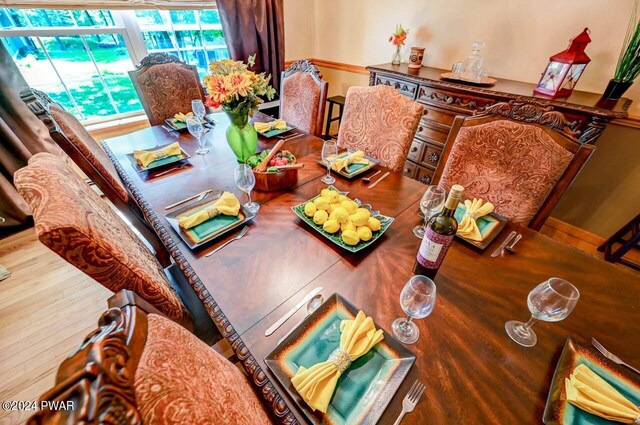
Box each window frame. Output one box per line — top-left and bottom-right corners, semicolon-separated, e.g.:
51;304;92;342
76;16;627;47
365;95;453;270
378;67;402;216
0;8;226;125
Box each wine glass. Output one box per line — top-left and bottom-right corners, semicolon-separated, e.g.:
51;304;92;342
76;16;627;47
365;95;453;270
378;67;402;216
186;116;208;155
413;185;446;238
392;275;437;344
321;140;338;184
505;277;580;347
192;99;206;120
234;164;259;214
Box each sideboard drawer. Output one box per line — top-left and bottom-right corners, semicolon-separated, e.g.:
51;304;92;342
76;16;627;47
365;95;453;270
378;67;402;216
423;106;459;127
416;166;435;185
403;160;418;179
415;119;449;145
418;85;495;113
375;75;418;99
407;139;423;162
420;143;443;169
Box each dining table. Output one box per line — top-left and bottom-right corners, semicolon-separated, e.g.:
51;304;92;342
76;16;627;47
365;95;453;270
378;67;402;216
102;112;640;425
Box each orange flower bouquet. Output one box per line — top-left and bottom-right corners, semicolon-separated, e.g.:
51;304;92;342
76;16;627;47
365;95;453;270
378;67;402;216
203;55;276;162
389;24;408;65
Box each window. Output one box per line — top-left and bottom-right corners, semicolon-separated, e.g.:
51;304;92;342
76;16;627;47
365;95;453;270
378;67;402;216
0;8;228;123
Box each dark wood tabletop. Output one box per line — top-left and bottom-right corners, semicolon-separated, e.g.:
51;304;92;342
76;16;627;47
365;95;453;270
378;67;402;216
103;113;640;425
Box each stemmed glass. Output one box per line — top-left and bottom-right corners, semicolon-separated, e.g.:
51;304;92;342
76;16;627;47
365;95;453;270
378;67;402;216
321;140;338;184
186;116;208;155
505;277;580;347
392;275;437;344
192;99;206;120
234;164;260;214
412;186;446;238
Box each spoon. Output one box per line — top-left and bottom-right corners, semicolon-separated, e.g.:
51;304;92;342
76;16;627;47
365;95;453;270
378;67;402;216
363;170;382;183
505;234;523;254
277;294;324;345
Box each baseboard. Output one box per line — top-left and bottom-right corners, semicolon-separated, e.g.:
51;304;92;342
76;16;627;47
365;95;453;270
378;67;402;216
545;217;605;246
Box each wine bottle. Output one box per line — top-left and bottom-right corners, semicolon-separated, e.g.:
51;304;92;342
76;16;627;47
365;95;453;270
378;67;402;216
413;184;464;279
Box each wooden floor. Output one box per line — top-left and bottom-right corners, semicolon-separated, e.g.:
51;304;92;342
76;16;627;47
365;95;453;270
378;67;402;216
0;219;637;425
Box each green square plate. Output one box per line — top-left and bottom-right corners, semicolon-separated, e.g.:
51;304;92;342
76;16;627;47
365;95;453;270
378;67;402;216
543;337;640;424
316;150;380;179
453;202;507;250
126;143;190;173
164;114;216;132
165;193;255;249
265;293;415;425
257;124;297;138
291;186;394;253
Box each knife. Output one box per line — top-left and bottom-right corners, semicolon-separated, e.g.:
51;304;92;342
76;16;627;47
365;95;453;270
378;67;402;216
164;189;214;210
490;231;517;258
367;171;390;189
264;287;323;336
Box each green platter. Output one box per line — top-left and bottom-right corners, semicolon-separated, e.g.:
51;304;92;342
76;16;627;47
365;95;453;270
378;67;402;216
291;186;394;253
265;293;415;425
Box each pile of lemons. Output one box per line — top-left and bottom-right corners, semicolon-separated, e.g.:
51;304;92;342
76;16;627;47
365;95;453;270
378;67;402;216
304;188;381;246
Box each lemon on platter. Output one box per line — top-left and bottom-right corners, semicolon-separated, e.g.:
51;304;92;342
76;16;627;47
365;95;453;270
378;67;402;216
341;220;356;232
367;216;381;231
357;226;373;241
341;229;360;246
304;202;317;217
341;200;358;215
320;188;339;203
323;218;340;234
330;206;349;223
313;196;330;211
313;209;329;225
338;194;350;203
350;210;370;226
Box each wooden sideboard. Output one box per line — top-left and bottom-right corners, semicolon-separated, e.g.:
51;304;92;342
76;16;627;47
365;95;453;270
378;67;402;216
367;63;631;185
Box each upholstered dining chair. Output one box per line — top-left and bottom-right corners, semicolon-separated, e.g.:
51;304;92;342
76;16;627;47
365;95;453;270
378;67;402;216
433;100;595;230
20;88;171;267
27;290;273;425
337;85;425;172
279;60;328;137
129;52;205;126
14;153;218;341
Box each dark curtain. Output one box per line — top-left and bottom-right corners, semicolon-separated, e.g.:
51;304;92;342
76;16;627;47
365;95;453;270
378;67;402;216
217;0;285;92
0;44;64;234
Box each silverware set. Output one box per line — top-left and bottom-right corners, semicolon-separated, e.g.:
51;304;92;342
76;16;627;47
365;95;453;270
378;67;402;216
490;231;523;257
393;380;425;425
264;287;323;336
205;225;250;257
164;189;215;210
154;162;188;177
367;171;390;189
362;170;381;183
592;337;640;375
277;131;305;142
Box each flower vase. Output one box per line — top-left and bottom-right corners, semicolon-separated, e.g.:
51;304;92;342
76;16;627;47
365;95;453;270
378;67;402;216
392;45;402;65
224;107;258;163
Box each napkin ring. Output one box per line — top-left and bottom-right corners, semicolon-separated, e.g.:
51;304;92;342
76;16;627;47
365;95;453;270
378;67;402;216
634;415;640;425
464;210;479;221
203;205;220;220
328;348;351;373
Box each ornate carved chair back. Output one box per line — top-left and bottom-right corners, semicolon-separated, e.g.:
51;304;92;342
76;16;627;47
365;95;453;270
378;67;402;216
129;53;205;126
27;290;273;425
337;85;425;172
279;60;328;137
20;88;171;267
433;99;595;230
14;153;193;328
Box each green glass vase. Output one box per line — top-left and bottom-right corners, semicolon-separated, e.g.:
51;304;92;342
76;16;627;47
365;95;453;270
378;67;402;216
224;107;258;163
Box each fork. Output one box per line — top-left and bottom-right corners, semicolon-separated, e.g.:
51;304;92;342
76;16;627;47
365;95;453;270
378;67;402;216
592;338;640;375
205;226;250;257
393;380;425;425
362;170;382;183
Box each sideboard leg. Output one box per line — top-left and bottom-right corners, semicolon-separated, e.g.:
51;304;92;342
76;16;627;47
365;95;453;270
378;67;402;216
579;116;609;144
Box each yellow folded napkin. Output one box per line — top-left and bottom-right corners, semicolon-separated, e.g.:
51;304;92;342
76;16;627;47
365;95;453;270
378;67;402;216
178;192;241;229
254;119;287;133
133;142;182;168
331;150;370;173
456;198;494;242
174;112;194;122
565;364;640;424
291;311;384;413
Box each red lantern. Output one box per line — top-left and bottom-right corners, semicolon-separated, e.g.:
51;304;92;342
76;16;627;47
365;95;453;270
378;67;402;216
534;28;591;98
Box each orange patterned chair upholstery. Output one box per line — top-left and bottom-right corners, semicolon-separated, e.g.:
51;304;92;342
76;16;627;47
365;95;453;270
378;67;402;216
434;100;595;229
28;291;273;425
280;60;328;137
129;53;205;126
337;85;424;172
14;153;193;328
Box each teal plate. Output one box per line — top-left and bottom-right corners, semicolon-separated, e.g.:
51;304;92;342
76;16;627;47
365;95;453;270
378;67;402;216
453;202;507;250
265;293;415;425
291;186;394;253
165;193;256;249
126;144;190;173
258;124;297;138
316;150;380;179
543;337;640;424
164;114;216;132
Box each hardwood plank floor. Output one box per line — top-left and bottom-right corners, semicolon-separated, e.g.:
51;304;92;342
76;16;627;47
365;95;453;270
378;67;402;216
0;230;111;425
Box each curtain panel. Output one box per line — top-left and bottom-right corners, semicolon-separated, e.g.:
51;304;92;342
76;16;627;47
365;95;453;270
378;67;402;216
1;0;217;9
217;0;284;92
0;43;64;232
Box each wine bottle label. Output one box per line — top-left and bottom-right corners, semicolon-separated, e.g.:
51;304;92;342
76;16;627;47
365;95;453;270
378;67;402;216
417;227;455;269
